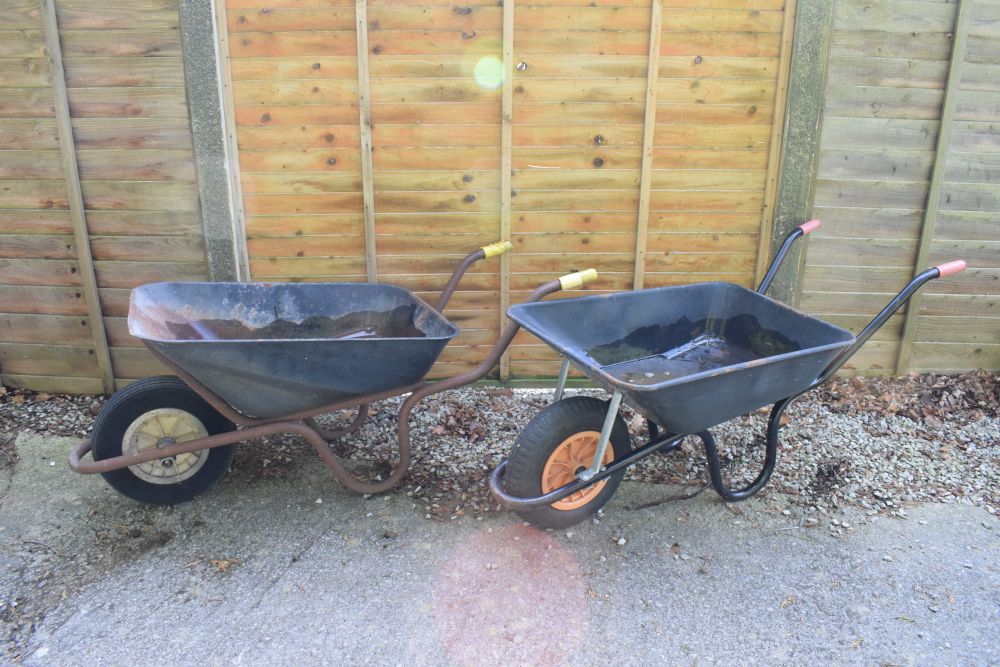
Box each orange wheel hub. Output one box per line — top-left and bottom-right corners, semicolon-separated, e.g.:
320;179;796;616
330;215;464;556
541;430;614;511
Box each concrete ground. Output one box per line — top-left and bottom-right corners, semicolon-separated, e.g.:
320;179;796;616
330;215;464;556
1;433;997;666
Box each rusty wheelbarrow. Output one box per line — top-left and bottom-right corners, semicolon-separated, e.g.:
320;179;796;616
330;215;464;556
489;221;969;528
68;241;600;505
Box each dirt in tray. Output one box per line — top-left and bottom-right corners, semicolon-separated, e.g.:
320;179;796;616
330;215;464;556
164;304;425;341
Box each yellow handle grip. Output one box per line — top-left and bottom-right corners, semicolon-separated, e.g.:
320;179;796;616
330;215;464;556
558;268;598;291
481;240;512;258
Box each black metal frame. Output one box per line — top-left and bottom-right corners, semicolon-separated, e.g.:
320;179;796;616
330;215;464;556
490;223;964;510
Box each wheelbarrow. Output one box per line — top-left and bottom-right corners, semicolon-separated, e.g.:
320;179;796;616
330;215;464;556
68;241;600;505
488;221;969;528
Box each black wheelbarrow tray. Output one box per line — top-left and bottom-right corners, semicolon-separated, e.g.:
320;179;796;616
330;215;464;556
489;221;969;529
68;241;602;506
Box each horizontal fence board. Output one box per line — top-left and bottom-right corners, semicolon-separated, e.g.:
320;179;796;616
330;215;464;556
0;285;87;315
0;313;92;345
830;29;953;61
63;56;186;88
806;236;918;268
0;342;99;378
94;261;208;289
0;58;50;88
67;87;190;119
0;87;56;118
907;342;1000;372
0;373;105;394
833;0;955;34
60;30;182;58
916;316;1000;345
0;119;59;149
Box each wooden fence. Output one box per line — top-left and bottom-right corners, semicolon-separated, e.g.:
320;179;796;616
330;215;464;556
799;0;1000;374
0;0;207;393
226;0;794;380
0;0;997;395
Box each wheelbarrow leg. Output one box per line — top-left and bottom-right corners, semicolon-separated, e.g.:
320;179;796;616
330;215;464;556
701;398;791;501
579;390;624;481
553;357;571;402
304;404;369;442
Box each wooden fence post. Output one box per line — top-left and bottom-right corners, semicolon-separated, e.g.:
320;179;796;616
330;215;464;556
40;0;115;394
895;0;971;373
356;0;378;283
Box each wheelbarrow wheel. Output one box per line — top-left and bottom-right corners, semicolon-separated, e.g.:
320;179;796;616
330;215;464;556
505;396;631;529
91;376;235;506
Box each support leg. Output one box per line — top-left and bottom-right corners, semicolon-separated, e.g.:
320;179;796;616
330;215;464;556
701;398;790;501
553;357;571;402
305;404;369;442
580;390;624;480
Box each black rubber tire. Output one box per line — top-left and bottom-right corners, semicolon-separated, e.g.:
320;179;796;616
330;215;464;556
91;376;235;505
504;396;631;529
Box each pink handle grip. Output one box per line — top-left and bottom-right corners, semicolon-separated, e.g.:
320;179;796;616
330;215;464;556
935;260;967;277
798;219;821;235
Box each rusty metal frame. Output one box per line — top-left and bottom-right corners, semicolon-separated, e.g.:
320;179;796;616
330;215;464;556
70;246;567;495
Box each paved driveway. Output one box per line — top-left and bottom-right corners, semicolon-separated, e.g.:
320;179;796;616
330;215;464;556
2;433;997;666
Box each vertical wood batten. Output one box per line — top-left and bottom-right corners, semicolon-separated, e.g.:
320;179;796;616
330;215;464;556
754;0;798;287
40;0;115;395
895;0;971;374
499;0;514;381
213;0;250;280
356;0;377;283
632;0;661;291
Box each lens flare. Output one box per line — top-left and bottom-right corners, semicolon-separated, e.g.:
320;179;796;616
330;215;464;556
474;56;504;89
432;525;587;666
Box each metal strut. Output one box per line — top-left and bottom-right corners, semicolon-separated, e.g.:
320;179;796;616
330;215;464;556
700;397;790;501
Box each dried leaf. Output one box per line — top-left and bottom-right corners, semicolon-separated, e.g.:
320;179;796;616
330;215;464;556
211;558;241;574
780;595;797;608
34;393;51;402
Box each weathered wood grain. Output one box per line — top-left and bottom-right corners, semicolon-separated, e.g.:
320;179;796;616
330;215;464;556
0;313;92;345
67;87;190;118
0;342;99;377
0;285;86;315
56;0;180;31
63;56;185;87
60;30;182;58
0;88;55;117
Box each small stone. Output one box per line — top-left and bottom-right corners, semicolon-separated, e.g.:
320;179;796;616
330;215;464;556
617;537;626;546
680;554;689;561
315;498;322;504
919;520;929;526
782;509;791;516
929;605;940;613
882;555;893;562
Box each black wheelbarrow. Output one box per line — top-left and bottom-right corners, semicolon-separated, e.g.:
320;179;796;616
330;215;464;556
68;241;600;505
488;221;969;528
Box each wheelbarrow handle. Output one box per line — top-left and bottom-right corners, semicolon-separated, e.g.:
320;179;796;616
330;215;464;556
434;240;512;312
810;259;968;388
481;240;513;258
558;268;599;291
756;219;821;295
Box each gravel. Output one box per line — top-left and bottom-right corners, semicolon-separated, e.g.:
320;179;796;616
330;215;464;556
1;372;997;521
